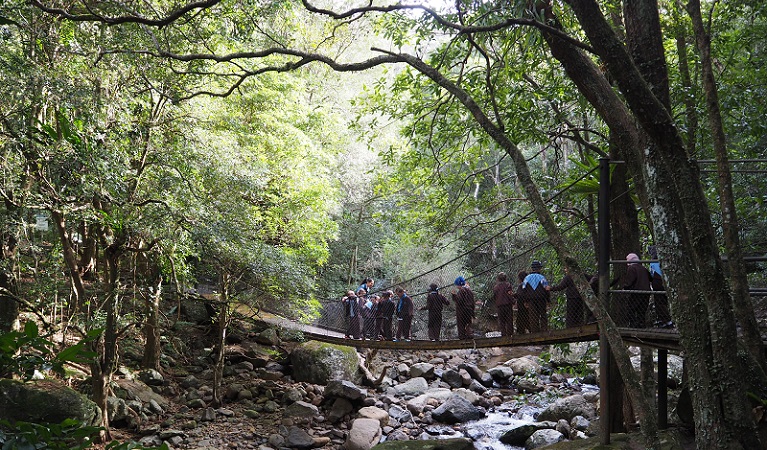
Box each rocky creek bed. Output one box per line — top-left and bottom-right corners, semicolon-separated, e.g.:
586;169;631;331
1;321;691;449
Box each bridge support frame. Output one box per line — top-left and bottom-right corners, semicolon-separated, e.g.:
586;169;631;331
598;157;612;445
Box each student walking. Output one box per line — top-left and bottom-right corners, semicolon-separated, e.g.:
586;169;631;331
422;283;450;341
342;290;362;339
512;270;530;334
451;276;476;339
623;253;651;328
377;291;396;340
394;287;414;341
549;266;587;328
492;272;515;336
518;261;550;332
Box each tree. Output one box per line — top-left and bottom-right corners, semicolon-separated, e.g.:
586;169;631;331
20;0;767;447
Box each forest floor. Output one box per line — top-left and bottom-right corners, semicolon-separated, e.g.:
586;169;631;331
104;316;716;450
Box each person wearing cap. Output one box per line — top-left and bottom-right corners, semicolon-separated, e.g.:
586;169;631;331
623;252;651;328
518;260;551;332
422;283;450;341
492;272;515;337
451;276;476;339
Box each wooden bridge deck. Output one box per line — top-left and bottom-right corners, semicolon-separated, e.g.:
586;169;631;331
260;315;683;352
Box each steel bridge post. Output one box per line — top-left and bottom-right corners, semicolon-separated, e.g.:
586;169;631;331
658;348;668;429
598;157;612;445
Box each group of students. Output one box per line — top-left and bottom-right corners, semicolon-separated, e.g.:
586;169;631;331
341;252;671;342
489;260;562;336
341;276;478;341
340;278;413;341
487;251;671;335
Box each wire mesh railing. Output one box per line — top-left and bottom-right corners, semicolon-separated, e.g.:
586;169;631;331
306;158;767;342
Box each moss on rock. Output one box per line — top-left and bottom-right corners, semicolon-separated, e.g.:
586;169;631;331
0;379;101;426
289;340;360;385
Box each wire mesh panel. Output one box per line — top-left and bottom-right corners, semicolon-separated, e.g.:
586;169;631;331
307;159;767;340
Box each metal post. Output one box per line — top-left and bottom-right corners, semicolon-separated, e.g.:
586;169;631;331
598;157;611;445
658;348;668;429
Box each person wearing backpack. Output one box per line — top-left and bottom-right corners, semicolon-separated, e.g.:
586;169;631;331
519;260;550;332
451;276;476;339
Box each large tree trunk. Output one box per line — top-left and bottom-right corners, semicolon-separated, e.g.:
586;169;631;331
624;0;671;426
686;0;766;373
536;3;657;443
564;1;762;447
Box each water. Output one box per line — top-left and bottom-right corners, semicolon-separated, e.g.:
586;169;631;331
462;411;539;450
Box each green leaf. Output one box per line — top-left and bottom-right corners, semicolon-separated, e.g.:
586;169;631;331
23;321;38;339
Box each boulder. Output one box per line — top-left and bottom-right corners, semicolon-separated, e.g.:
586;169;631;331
391;377;428;397
180;298;214;324
410;363;435;379
114;379;169;409
328;398;354;423
286;426;315;448
284;400;319;417
499;423;552;446
506;356;541;376
525;429;564;449
537;394;597;422
0;379;100;426
468;380;487;394
441;369;463;389
487;365;514;381
570;415;590;431
326;380;366;401
457;363;484;382
107;396;138;427
431;394;485;424
387;404;412;423
290;341;361;385
255;328;280;346
373;438;473;450
451;388;480;406
137;368;164;386
358;406;389;426
406;389;452;415
548;342;597;366
345;418;382;450
516;378;544;393
458;369;472;386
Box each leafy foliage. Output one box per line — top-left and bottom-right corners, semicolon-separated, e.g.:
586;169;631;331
0;418;169;450
0;322;97;380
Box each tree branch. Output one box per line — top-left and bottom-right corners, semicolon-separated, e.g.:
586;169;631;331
29;0;223;27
